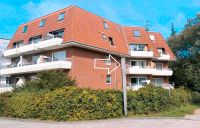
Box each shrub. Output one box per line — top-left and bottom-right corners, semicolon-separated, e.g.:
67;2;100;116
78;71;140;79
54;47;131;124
1;84;193;120
5;87;123;121
0;92;13;116
127;84;192;115
14;70;77;92
191;91;200;104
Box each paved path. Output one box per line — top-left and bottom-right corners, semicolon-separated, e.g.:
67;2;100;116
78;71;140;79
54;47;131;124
0;110;200;128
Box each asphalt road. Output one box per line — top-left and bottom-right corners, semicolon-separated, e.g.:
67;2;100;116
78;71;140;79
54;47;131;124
0;110;199;128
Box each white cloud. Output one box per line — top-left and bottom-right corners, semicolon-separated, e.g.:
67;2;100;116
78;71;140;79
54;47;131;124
23;0;71;20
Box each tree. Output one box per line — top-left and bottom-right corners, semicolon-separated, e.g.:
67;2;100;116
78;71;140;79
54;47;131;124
145;20;151;31
168;14;200;92
170;22;176;36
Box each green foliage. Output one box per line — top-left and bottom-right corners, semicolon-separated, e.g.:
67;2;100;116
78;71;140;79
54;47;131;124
191;91;200;104
170;22;176;36
14;71;77;92
127;85;192;115
4;87;123;121
168;14;200;92
0;92;12;116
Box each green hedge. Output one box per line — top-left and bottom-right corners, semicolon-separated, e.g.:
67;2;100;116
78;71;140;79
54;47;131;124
4;87;123;121
127;85;192;115
0;85;194;121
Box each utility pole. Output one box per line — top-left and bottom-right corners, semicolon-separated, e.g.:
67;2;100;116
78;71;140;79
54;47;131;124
121;57;127;116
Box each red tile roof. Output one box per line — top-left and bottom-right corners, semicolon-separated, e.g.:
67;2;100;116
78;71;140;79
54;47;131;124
8;5;175;60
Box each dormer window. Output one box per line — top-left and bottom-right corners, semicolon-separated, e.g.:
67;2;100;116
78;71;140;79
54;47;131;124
29;35;42;44
39;19;46;27
49;29;64;38
103;21;109;29
157;48;166;54
108;37;114;46
22;26;28;33
129;44;146;51
133;30;140;37
149;35;155;41
58;12;65;21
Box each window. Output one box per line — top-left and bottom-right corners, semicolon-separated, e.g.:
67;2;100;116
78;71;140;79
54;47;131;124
49;29;64;38
58;12;65;21
32;55;39;64
6;77;11;85
39;19;46;27
102;34;106;39
108;37;114;46
130;77;147;86
157;48;165;54
103;21;109;29
52;51;66;61
29;35;42;44
154;78;164;86
155;63;163;70
130;60;146;68
106;75;111;84
149;35;155;41
13;41;23;48
133;30;140;37
106;56;111;65
129;44;146;51
22;26;28;33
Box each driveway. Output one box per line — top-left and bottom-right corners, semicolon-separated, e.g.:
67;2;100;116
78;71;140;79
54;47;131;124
0;110;200;128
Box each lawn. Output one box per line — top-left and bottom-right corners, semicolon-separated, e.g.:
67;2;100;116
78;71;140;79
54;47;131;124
130;104;200;117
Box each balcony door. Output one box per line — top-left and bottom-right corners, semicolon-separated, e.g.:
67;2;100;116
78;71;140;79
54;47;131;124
129;44;146;51
130;77;147;86
130;60;146;68
52;51;66;61
155;63;163;70
154;78;164;86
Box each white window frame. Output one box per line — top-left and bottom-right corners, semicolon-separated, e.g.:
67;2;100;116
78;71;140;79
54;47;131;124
155;63;163;70
106;75;112;84
106;56;111;65
130;60;146;68
154;78;164;86
130;76;147;86
103;21;109;29
58;12;65;21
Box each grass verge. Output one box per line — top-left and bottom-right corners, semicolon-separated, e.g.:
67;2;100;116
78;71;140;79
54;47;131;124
129;104;200;117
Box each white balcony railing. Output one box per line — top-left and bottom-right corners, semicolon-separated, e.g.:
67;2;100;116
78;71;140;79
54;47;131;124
0;59;72;75
129;50;154;58
127;66;153;75
152;68;173;76
3;37;63;57
0;85;14;93
157;54;170;60
127;66;173;76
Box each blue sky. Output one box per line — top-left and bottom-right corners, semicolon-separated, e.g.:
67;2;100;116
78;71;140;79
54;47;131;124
0;0;200;39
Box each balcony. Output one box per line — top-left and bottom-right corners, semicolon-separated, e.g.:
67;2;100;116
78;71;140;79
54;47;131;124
127;66;153;75
157;54;170;61
129;50;154;58
3;37;63;57
127;66;173;76
0;59;72;75
152;68;173;76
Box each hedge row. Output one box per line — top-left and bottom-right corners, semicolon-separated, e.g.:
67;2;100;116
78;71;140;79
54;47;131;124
0;85;194;121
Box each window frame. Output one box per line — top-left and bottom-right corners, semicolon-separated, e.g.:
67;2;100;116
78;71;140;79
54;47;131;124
52;50;66;61
108;37;114;46
133;30;140;37
29;35;42;44
154;78;164;86
22;26;28;33
155;63;163;70
129;44;146;51
130;76;147;86
106;75;112;84
58;12;65;21
39;19;46;27
130;60;146;68
103;21;109;29
102;34;106;39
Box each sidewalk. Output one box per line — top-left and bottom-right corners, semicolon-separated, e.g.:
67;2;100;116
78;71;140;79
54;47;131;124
0;109;199;128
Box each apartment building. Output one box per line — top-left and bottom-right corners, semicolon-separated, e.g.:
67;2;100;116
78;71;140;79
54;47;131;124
0;38;12;92
0;5;175;90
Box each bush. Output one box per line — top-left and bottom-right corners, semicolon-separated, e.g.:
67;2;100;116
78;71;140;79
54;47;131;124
14;71;77;92
0;92;13;116
127;84;192;115
191;91;200;104
5;87;123;121
0;84;194;120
